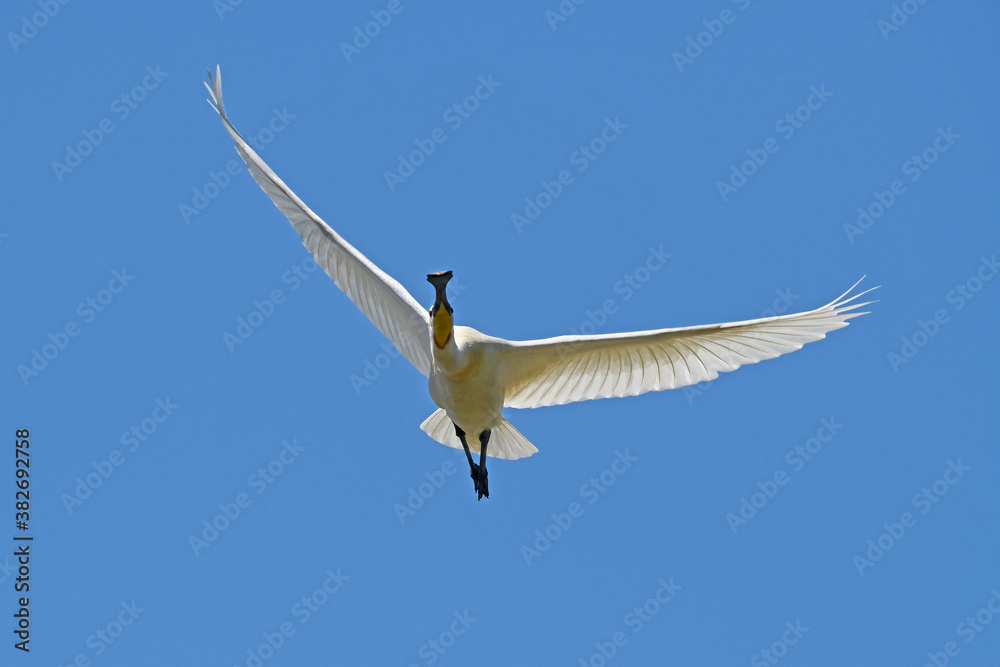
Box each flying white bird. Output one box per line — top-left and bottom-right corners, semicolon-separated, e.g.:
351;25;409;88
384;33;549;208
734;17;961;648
205;67;876;500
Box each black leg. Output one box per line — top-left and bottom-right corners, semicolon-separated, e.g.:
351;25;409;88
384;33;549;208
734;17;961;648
477;430;490;500
454;424;476;470
454;424;482;496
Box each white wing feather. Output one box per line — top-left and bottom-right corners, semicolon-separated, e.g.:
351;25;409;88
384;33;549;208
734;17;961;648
498;279;877;409
205;66;432;376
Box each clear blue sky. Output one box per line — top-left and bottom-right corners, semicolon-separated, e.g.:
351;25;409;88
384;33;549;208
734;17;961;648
3;1;999;665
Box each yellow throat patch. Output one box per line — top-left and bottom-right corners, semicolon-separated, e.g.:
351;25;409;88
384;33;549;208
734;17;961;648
433;306;453;348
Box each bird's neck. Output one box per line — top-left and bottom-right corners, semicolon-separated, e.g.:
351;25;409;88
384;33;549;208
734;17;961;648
432;304;453;350
430;285;464;373
431;329;466;374
431;303;461;373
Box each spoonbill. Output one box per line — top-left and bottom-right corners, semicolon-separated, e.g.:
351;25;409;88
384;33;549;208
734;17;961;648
205;67;876;500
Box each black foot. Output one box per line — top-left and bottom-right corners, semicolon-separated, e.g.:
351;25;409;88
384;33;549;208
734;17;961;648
470;463;489;500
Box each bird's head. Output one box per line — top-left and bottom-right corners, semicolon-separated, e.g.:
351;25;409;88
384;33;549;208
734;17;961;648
427;271;454;349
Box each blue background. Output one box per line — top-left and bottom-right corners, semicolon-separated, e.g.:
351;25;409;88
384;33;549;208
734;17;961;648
3;1;998;665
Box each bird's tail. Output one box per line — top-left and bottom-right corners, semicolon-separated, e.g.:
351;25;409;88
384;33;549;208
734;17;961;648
419;409;538;460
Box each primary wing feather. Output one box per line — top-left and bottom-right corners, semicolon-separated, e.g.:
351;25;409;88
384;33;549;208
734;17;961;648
205;66;432;376
498;279;877;409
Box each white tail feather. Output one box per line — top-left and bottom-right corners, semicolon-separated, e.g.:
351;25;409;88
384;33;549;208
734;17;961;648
419;409;538;460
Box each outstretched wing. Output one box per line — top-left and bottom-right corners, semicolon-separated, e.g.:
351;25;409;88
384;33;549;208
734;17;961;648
205;66;431;376
497;279;877;409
